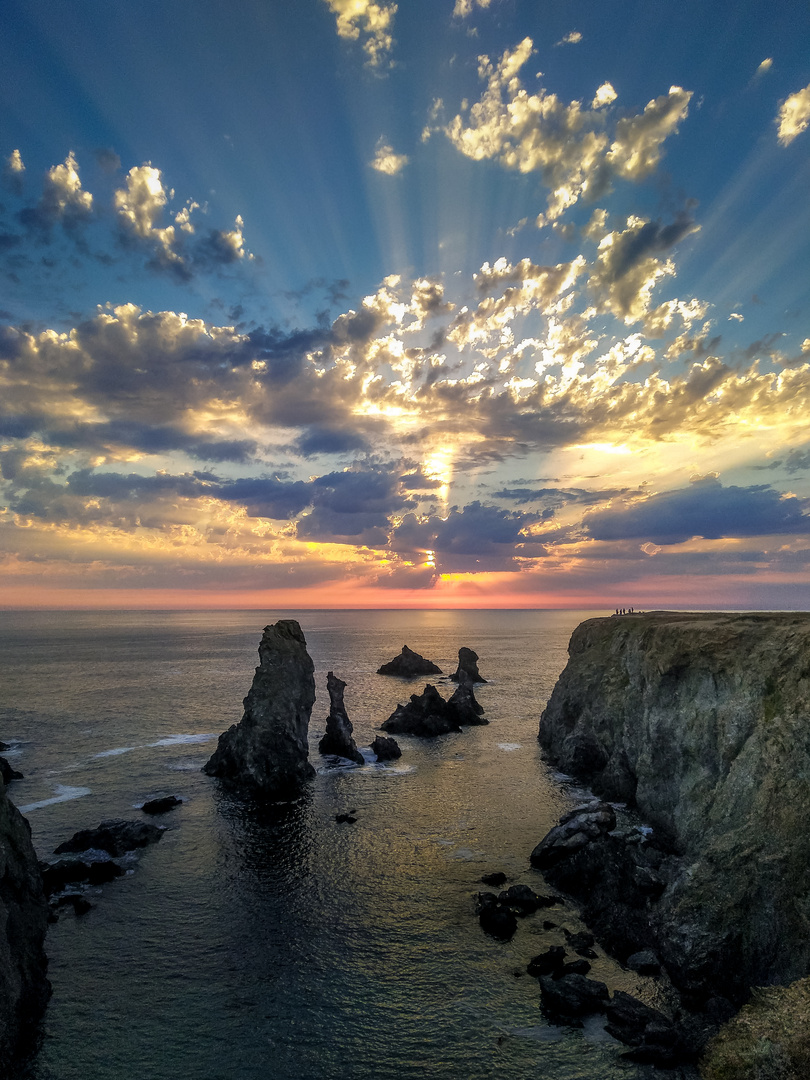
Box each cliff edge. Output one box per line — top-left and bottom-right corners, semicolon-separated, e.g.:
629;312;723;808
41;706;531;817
538;611;810;997
0;777;50;1065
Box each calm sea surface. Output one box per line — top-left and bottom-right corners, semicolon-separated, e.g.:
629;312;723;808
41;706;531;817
1;609;692;1080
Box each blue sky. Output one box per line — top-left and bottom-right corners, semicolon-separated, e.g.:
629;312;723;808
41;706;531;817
1;0;810;608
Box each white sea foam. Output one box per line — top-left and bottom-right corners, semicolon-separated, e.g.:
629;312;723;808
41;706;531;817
148;733;218;747
497;742;522;751
17;785;92;813
93;746;136;758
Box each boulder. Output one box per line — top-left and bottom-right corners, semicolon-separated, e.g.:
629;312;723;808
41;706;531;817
0;779;51;1065
529;802;616;870
538;973;609;1019
604;991;693;1067
527;946;567;978
54;819;164;857
41;857;126;895
377;646;442;677
480;871;507;887
203;620;316;796
141;795;183;815
370;735;401;761
381;684;461;737
449;647;486;683
476;893;518;940
626;949;661;976
0;756;23;783
318;672;364;765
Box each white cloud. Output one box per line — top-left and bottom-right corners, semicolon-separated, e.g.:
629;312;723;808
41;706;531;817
592;82;617;108
42;151;93;218
322;0;397;67
453;0;492;17
729;312;744;322
114;164;184;272
776;82;810;145
555;31;582;46
370;138;409;174
755;58;773;77
7;148;25;173
440;39;691;223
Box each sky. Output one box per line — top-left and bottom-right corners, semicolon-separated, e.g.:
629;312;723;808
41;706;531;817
1;0;810;610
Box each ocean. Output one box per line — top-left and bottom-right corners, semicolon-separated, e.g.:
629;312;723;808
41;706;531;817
1;608;694;1080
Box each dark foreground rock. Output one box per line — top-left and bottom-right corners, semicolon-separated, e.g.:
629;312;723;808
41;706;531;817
377;645;442;677
476;892;518;940
447;676;487;726
537;611;810;1001
204;619;316;797
370;735;401;761
0;756;23;784
41;857;126;895
381;683;487;737
318;672;364;765
142;795;183;815
55;819;164;857
538;973;609;1019
0;777;50;1066
449;647;486;683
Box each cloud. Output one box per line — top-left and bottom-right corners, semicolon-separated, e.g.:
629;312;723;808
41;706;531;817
18;152;94;232
114;164;187;277
322;0;397;67
555;31;582;46
583;477;810;544
453;0;492;17
776;82;810;145
370;138;409;175
755;58;773;79
439;38;691;222
3;150;25;193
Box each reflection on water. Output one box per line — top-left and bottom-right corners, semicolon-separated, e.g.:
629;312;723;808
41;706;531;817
0;609;692;1079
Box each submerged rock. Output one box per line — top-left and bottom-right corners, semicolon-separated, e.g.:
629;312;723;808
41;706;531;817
0;777;50;1065
449;647;486;683
377;645;442;677
141;795;183;815
54;819;164;857
318;672;364;765
537;611;810;1000
204;620;316;797
369;735;401;761
0;756;23;783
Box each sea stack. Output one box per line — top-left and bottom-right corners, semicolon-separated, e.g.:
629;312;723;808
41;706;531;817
318;672;364;765
449;647;486;683
535;611;810;999
0;777;51;1065
203;619;316;797
377;645;442;677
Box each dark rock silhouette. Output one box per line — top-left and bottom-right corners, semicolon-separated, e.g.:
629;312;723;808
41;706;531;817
476;892;518;940
41;858;126;894
204;620;316;796
527;946;567;978
480;871;507;888
54;819;164;857
529;802;616;869
538;973;609;1019
377;645;442;677
141;795;183;815
0;777;50;1066
370;735;401;761
0;756;23;783
381;682;488;737
449;647;486;683
318;672;364;765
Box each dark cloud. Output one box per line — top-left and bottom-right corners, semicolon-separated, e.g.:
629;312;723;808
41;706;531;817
583;477;810;544
785;448;810;473
598;212;698;283
294;426;369;457
94;149;121;173
390;501;539;562
494;485;629;506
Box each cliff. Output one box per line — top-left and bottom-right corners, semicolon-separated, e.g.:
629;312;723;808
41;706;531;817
0;778;50;1065
537;611;810;998
204;620;316;797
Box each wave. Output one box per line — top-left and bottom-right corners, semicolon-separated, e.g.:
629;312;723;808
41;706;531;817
17;784;92;814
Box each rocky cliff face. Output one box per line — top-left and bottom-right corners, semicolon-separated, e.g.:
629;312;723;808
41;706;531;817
204;620;316;797
537;611;810;997
0;778;50;1065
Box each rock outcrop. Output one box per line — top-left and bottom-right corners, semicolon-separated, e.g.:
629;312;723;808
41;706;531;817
449;647;486;683
54;819;164;857
0;757;23;784
376;645;442;677
536;611;810;1001
204;620;316;797
318;672;364;765
369;735;401;761
0;778;50;1066
381;682;487;737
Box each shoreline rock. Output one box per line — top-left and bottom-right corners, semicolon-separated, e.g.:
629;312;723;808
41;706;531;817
536;610;810;1004
203;620;316;797
369;735;401;761
448;647;486;683
381;682;487;737
0;778;50;1066
318;672;364;765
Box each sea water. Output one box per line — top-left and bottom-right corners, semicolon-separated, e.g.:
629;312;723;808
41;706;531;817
0;609;695;1080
